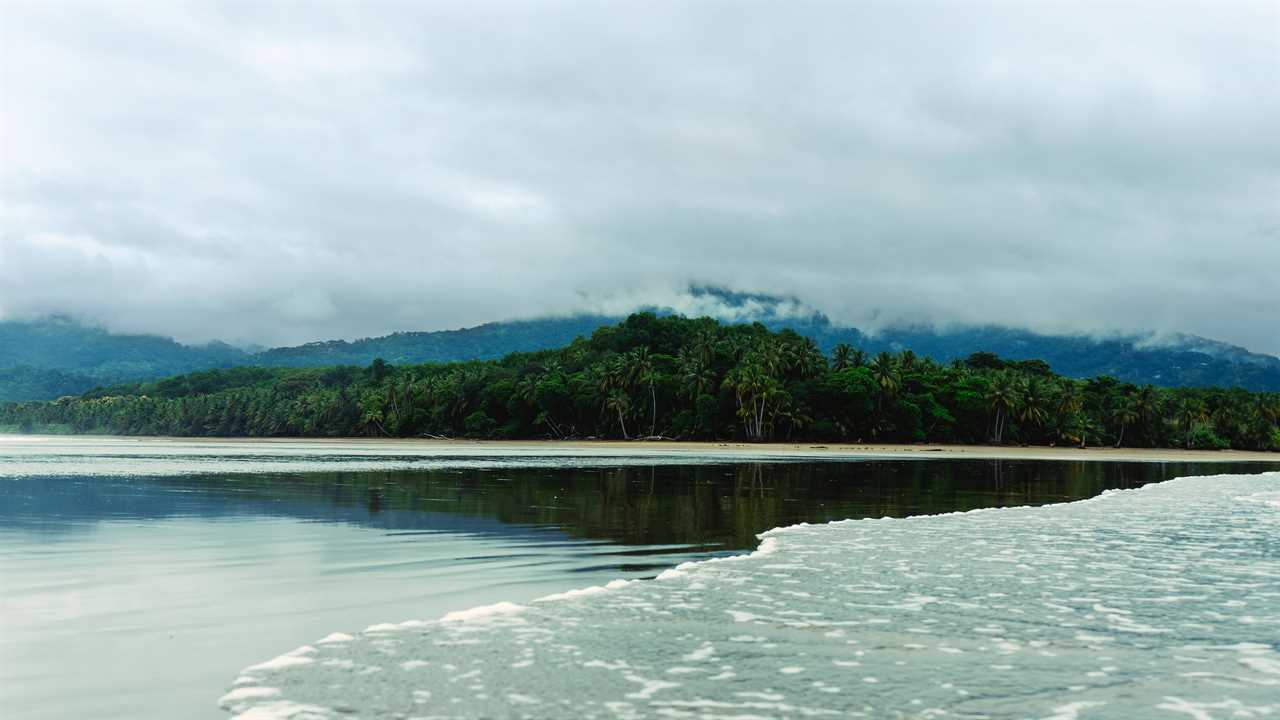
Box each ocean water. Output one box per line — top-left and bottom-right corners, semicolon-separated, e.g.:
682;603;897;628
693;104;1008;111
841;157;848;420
1;437;1276;719
221;472;1280;720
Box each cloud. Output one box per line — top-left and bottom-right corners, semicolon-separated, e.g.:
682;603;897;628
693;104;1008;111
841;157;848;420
1;0;1277;353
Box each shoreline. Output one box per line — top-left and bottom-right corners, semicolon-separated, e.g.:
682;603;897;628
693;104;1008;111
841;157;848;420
4;433;1278;463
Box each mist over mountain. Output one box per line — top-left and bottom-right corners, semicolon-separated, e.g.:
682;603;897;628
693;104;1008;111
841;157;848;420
2;289;1278;402
6;3;1277;360
0;316;250;400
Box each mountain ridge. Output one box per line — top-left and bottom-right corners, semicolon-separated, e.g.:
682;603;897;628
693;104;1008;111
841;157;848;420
1;293;1277;401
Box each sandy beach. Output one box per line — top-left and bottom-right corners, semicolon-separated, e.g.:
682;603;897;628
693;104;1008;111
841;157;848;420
321;439;1280;463
12;435;1273;464
447;440;1280;463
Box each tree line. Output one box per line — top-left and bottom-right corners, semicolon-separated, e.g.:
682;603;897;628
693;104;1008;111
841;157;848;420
2;314;1277;451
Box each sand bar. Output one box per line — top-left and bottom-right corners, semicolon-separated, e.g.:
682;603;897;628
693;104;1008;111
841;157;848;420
3;434;1276;464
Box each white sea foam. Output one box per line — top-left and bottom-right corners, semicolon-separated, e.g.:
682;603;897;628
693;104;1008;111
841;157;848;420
439;601;526;623
535;578;635;602
244;646;315;673
223;700;332;720
222;472;1280;719
1236;490;1280;509
218;686;280;704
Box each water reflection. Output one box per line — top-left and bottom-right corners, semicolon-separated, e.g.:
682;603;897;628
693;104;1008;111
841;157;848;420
6;459;1274;550
4;458;1278;720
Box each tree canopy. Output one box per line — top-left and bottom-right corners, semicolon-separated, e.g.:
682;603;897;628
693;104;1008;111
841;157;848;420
2;314;1277;452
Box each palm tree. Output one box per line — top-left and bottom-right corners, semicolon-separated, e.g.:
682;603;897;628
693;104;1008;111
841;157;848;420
795;338;826;377
629;348;657;436
722;357;783;441
1248;394;1280;450
1068;412;1101;448
832;343;854;371
1019;378;1050;441
678;348;716;408
870;352;900;412
1255;394;1280;426
1177;398;1207;449
515;374;539;408
604;391;631;439
1135;385;1161;442
517;370;567;439
1056;380;1081;416
692;328;719;367
442;371;471;427
597;355;630;395
759;339;790;377
1111;398;1139;448
1053;380;1082;444
775;405;813;440
986;372;1019;444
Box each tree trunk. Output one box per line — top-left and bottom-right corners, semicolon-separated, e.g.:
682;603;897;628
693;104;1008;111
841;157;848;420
387;389;400;428
617;408;629;440
650;384;657;437
546;414;564;439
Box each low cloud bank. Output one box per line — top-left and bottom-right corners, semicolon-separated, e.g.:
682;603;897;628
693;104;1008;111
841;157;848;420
2;1;1276;353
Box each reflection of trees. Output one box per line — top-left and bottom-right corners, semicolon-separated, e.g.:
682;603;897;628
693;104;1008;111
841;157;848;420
28;459;1272;548
735;464;769;497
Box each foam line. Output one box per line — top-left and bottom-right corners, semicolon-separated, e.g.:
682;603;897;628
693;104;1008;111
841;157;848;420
222;472;1280;719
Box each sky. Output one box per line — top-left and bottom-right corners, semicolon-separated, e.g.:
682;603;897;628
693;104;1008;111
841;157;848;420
1;1;1277;353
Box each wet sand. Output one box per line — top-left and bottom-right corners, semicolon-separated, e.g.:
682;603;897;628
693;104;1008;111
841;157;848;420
11;434;1273;463
363;439;1280;463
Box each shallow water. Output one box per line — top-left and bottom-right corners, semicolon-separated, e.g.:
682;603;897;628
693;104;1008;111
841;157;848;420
222;472;1280;720
1;437;1275;719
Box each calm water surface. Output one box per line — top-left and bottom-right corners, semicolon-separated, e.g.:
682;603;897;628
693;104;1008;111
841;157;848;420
0;438;1274;719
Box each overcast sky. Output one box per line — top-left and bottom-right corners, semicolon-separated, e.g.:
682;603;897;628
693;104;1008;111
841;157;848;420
2;1;1277;353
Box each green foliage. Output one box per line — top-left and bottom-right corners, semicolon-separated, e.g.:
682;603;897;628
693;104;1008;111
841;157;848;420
7;304;1280;403
1;313;1276;452
1186;425;1230;451
0;366;100;402
0;316;249;394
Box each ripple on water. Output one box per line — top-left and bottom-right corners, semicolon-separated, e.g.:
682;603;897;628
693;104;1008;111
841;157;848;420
222;473;1280;719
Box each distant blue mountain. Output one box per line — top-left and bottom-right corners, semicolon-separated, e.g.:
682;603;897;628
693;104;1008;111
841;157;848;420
251;315;617;368
2;290;1278;401
0;315;250;401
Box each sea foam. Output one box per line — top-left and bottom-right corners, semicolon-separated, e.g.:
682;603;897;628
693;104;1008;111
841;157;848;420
222;472;1280;719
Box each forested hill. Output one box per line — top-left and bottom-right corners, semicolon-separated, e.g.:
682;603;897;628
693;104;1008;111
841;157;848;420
3;314;1277;452
805;324;1280;391
252;316;615;367
0;316;614;401
0;316;250;400
257;312;1280;391
2;296;1279;402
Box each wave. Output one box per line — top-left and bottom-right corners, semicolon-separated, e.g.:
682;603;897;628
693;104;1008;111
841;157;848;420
221;472;1280;719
